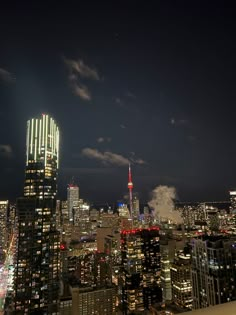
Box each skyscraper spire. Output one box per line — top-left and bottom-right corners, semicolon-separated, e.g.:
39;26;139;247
127;163;133;220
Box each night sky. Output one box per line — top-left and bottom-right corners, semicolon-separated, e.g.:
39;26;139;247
0;2;236;203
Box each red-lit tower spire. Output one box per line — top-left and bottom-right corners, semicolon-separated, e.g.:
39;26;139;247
128;163;133;219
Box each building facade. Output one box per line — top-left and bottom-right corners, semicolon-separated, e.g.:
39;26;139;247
170;251;192;309
191;236;236;309
120;227;162;313
71;286;116;315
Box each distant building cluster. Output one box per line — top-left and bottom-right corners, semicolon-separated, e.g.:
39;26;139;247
1;114;236;315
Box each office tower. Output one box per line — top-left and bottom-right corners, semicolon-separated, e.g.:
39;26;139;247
0;200;9;264
73;201;90;232
118;203;132;230
67;184;79;222
191;236;236;310
170;250;192;309
118;203;130;218
23;114;59;198
14;114;60;314
61;201;68;221
120;227;162;314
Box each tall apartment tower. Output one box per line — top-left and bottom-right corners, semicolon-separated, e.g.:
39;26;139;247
191;236;236;310
67;184;79;222
160;248;172;303
120;227;162;314
0;200;9;264
14;114;60;314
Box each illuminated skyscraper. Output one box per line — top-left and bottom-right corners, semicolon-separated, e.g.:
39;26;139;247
24;114;59;198
67;184;79;222
170;250;192;309
14;114;60;314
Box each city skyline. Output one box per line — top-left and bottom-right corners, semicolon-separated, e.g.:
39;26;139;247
1;2;236;203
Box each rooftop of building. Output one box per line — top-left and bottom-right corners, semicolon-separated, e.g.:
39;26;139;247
191;234;232;244
183;301;236;315
121;226;159;235
172;254;191;266
69;284;115;293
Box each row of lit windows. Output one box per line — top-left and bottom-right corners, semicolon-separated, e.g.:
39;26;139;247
26;169;44;173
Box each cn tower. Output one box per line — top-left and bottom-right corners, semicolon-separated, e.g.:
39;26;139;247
127;163;133;219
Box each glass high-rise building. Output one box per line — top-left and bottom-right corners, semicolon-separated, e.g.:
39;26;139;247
14;114;60;314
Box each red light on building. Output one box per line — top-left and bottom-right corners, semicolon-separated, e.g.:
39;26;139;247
60;243;66;250
150;227;159;231
121;227;159;235
68;183;78;188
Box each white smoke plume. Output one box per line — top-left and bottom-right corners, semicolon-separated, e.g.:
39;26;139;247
148;185;182;223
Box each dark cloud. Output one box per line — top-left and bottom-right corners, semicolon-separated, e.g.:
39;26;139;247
0;145;13;158
0;67;15;83
97;137;112;143
63;57;100;101
81;148;146;166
